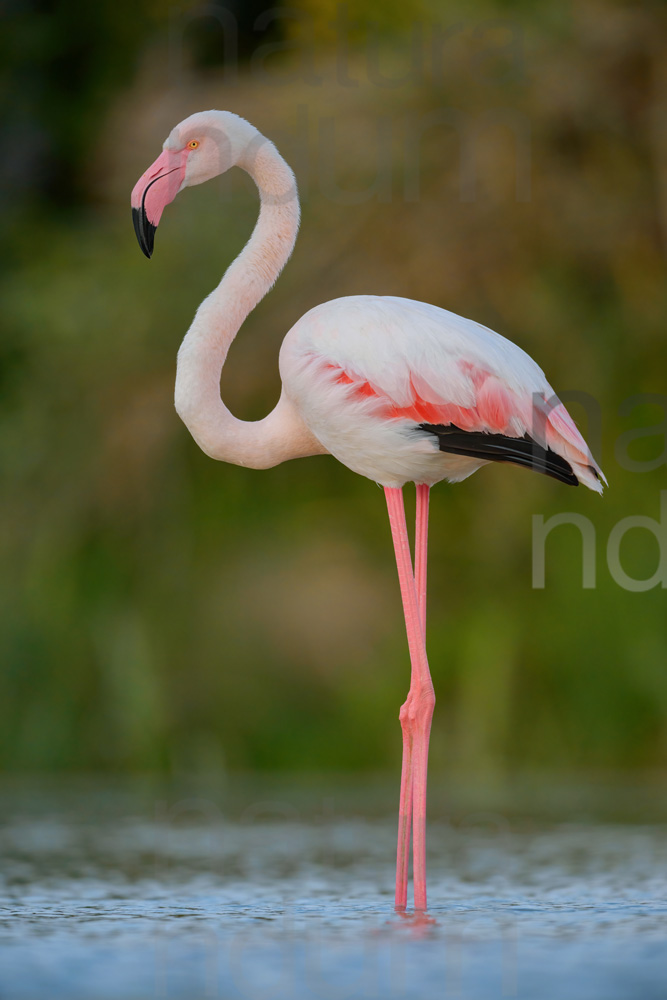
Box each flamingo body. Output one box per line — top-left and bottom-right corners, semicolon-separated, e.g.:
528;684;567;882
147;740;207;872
131;109;605;913
280;294;604;490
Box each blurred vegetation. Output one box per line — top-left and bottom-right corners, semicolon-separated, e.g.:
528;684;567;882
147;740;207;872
1;0;666;777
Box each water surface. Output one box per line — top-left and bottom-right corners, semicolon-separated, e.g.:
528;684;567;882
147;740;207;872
1;776;666;999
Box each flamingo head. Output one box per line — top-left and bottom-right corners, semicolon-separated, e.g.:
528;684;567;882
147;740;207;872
131;110;258;258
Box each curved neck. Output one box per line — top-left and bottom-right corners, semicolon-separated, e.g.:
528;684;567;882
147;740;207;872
174;136;323;468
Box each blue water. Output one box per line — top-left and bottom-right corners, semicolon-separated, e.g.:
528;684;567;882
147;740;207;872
1;778;666;999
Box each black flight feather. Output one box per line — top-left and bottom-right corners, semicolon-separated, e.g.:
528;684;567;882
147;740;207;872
419;423;579;487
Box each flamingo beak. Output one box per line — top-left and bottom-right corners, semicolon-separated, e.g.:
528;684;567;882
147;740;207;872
131;148;188;258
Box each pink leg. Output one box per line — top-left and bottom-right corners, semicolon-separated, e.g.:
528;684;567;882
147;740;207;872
412;484;431;904
386;486;435;911
415;484;430;637
393;484;431;909
395;691;413;910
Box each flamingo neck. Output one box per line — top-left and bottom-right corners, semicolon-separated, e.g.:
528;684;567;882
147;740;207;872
174;137;323;468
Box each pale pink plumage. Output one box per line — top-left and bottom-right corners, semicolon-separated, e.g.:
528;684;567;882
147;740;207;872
131;110;605;914
280;294;605;491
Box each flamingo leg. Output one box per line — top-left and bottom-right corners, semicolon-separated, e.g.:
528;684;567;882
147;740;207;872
395;688;413;910
385;485;435;911
415;484;430;638
412;483;431;905
393;484;431;909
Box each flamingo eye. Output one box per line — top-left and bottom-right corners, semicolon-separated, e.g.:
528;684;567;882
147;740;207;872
188;140;199;150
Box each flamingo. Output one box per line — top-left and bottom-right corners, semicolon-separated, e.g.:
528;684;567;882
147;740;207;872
131;110;605;912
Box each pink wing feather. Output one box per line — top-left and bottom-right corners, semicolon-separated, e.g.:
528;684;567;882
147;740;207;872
326;359;604;491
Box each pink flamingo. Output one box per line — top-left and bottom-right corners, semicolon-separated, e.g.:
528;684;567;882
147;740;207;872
131;110;605;912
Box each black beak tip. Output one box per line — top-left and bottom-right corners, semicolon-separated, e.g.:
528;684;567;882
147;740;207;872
132;206;156;259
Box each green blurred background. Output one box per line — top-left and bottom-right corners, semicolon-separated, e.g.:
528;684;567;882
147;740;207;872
1;0;665;780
